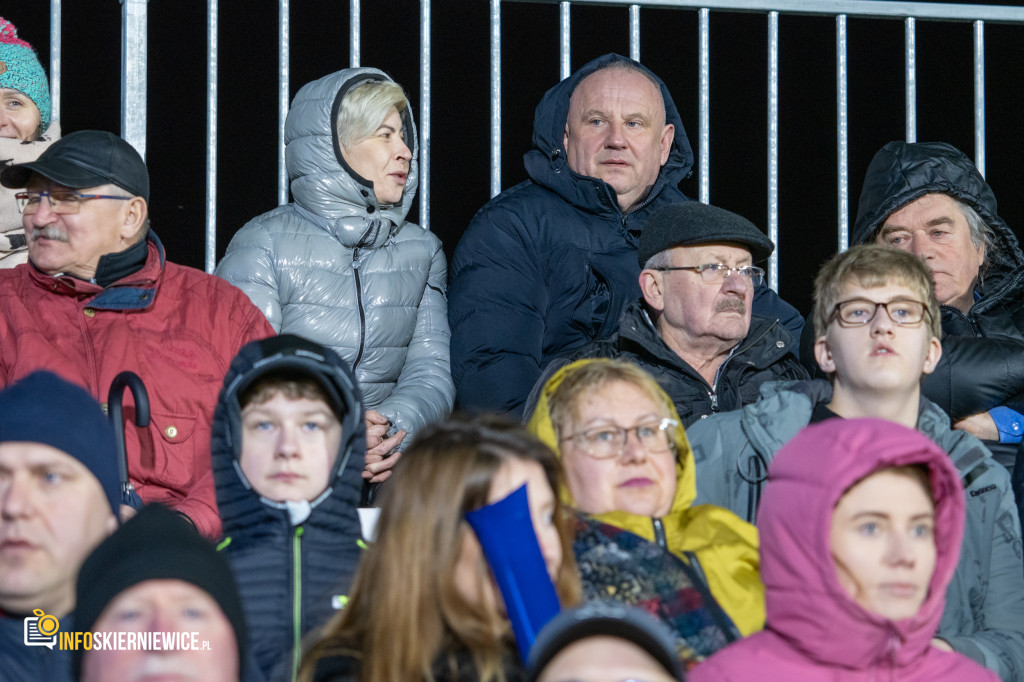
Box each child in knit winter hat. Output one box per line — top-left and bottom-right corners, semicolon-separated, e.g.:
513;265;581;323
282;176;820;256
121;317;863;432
0;16;50;141
0;16;58;268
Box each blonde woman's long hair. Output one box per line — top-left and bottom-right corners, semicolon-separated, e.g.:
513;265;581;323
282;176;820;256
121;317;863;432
299;417;580;682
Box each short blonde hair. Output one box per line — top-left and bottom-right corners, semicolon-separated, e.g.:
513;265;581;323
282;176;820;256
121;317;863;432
336;79;408;149
812;244;941;339
548;360;672;441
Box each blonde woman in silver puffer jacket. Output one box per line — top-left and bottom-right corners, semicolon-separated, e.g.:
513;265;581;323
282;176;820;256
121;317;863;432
217;68;453;482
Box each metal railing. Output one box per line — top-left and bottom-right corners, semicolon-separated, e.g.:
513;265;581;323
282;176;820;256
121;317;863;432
40;1;1024;281
493;0;1024;290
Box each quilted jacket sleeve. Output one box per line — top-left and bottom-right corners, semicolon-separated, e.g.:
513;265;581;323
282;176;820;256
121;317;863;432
449;204;546;417
215;219;284;332
375;238;454;444
922;335;1024;420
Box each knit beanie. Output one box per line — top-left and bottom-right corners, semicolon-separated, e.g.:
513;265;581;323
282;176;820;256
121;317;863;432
0;371;119;515
0;17;51;132
73;504;249;679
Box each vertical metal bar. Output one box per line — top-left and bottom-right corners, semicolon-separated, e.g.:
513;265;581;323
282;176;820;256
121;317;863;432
698;8;710;205
974;20;986;176
560;1;571;80
490;0;501;198
836;14;849;252
629;5;640;62
767;11;779;290
420;0;431;231
120;0;148;158
49;0;61;125
905;17;916;143
278;0;290;206
350;0;360;68
205;0;219;273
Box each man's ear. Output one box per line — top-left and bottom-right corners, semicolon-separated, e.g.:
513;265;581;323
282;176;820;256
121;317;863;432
921;335;943;376
814;335;836;375
563;123;570;154
119;197;148;241
639;269;665;312
659;123;674;166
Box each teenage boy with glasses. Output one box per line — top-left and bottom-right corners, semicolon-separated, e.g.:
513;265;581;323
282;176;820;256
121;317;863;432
687;243;1024;680
526;201;807;426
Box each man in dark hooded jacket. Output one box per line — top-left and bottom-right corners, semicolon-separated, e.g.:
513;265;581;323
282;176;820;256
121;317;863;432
212;334;366;682
449;53;803;418
852;140;1024;477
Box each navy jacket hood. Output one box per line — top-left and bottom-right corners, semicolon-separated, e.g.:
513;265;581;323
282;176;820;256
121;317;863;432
524;53;694;218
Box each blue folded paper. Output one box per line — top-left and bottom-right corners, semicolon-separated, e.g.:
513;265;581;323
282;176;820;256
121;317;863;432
465;483;562;660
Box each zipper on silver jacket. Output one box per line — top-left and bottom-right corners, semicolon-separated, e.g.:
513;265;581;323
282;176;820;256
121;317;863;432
351;248;366;371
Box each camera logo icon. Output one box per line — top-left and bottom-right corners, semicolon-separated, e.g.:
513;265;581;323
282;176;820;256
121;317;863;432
24;608;60;649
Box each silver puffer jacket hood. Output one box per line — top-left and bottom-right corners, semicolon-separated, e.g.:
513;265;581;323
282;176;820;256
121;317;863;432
286;67;419;248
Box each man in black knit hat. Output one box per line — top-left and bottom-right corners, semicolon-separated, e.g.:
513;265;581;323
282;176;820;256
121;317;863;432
74;504;248;682
0;371;120;682
528;201;806;425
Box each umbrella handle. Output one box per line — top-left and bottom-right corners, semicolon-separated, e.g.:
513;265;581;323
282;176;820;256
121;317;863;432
107;371;151;490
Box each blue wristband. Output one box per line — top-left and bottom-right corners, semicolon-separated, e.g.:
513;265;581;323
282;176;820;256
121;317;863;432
989;406;1024;444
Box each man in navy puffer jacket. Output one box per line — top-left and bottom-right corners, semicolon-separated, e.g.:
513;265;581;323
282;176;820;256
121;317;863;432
449;53;803;418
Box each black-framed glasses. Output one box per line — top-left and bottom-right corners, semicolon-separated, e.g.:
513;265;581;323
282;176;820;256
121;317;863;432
829;297;931;328
560;418;679;460
15;191;133;215
652;263;765;286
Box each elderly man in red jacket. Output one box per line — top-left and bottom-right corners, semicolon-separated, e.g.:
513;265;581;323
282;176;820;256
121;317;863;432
0;130;273;538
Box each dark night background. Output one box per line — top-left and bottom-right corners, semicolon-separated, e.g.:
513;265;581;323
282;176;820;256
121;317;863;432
6;1;1024;316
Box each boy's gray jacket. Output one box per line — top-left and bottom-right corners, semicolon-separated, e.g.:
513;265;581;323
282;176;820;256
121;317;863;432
688;379;1024;681
216;68;453;442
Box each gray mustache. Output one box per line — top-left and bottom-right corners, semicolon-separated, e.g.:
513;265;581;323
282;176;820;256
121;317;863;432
715;297;746;314
30;226;69;243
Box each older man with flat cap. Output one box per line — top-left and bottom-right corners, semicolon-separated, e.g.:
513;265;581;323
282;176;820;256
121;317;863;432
0;130;274;538
529;201;806;425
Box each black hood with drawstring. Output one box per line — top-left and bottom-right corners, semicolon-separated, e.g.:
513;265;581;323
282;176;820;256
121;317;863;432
212;334;366;681
854;141;1024;474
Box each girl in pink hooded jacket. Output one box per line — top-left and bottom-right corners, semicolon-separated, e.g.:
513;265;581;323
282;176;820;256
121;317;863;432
692;418;997;681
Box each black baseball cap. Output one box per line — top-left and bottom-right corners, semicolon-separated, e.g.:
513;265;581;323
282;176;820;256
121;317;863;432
1;130;150;201
527;602;683;681
638;201;774;266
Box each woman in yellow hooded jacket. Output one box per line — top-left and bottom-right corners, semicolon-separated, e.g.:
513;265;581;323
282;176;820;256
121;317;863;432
527;359;764;670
